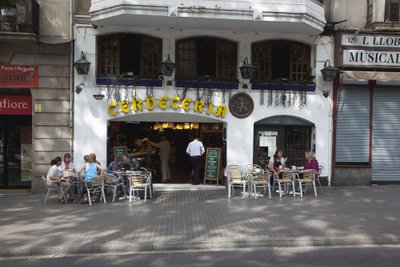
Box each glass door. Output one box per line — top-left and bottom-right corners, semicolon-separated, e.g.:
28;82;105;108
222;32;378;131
254;126;284;169
0;116;32;188
254;125;312;168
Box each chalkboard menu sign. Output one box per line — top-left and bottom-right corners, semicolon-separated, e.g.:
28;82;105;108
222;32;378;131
113;146;127;159
204;147;221;185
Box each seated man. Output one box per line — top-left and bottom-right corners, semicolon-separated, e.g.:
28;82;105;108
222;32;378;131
123;155;141;171
107;156;124;173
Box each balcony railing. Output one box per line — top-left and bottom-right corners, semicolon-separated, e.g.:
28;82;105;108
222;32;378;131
0;0;39;35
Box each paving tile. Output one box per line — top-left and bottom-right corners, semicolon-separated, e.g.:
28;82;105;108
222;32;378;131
0;185;400;256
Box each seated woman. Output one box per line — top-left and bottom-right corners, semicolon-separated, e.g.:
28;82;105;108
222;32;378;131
77;154;104;182
268;149;288;174
304;151;319;174
47;156;72;203
59;153;75;171
77;154;104;203
90;153;101;166
58;153;75;182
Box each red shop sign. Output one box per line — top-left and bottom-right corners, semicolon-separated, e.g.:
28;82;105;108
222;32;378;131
0;95;32;115
0;64;39;88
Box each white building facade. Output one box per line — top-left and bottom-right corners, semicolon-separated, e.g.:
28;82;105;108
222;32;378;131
73;0;332;181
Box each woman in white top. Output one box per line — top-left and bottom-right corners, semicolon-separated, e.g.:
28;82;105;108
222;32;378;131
47;156;72;203
59;153;75;171
58;153;75;182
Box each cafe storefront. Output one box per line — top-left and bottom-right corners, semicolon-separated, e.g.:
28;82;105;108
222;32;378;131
73;0;332;184
73;81;332;184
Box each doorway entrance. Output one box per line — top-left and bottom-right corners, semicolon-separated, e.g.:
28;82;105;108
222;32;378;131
0;115;32;188
254;116;315;169
107;121;225;183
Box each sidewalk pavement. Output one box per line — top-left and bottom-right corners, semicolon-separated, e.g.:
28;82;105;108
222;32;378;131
1;185;400;257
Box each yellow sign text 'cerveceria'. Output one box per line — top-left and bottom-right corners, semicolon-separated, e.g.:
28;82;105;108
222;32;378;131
107;96;227;118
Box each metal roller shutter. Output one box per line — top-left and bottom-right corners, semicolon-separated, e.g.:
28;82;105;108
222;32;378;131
372;88;400;182
336;87;370;163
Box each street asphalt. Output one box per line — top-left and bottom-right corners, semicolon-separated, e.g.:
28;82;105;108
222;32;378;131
1;184;399;257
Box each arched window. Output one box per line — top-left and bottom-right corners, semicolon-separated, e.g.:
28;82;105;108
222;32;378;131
96;34;162;78
251;40;311;82
175;37;237;81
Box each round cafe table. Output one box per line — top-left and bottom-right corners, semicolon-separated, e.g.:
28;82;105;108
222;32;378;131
63;170;76;180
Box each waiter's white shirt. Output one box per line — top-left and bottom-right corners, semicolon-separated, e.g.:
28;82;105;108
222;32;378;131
186;139;205;157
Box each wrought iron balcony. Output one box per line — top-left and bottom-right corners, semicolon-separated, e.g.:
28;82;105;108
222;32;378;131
0;0;39;35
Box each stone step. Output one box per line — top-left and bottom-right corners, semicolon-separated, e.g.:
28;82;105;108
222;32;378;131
153;183;225;191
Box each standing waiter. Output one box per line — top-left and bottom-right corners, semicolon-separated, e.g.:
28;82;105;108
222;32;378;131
186;136;205;185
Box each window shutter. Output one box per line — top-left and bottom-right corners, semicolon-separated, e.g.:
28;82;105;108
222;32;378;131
176;39;197;79
335;87;370;163
140;36;162;78
97;35;120;76
290;43;310;81
251;41;272;81
216;40;237;80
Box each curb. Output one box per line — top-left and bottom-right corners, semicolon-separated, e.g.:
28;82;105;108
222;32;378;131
1;236;400;257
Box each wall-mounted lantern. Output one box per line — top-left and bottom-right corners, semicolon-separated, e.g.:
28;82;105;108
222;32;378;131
239;57;255;80
161;54;175;86
239;57;255;89
74;51;91;75
320;59;340;98
320;59;339;82
161;54;175;77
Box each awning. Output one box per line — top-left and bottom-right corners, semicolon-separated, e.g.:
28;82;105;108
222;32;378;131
343;70;400;81
38;36;72;44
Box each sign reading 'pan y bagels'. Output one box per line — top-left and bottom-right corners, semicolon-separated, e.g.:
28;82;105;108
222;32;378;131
0;64;39;88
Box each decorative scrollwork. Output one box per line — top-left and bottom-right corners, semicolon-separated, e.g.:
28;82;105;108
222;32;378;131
260;89;264;105
267;90;273;106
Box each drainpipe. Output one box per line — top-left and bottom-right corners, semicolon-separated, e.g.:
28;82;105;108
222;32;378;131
329;0;333;22
69;0;74;155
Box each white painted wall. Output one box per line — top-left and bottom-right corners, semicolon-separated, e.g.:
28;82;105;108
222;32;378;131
74;25;334;177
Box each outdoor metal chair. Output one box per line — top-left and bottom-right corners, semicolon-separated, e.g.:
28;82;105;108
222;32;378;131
298;170;318;197
104;174;124;202
252;168;272;199
140;167;154;198
316;165;324;193
225;165;247;199
41;176;67;206
84;176;106;206
243;164;271;199
276;170;296;198
128;173;151;203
